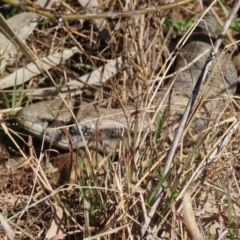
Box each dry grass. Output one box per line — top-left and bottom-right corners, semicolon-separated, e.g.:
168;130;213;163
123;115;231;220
0;0;240;239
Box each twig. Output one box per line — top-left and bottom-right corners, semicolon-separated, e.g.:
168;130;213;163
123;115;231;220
1;0;194;21
182;187;204;239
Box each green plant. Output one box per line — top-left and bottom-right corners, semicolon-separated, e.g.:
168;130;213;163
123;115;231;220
164;17;194;36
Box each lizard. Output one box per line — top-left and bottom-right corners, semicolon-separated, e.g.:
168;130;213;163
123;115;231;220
15;12;238;152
